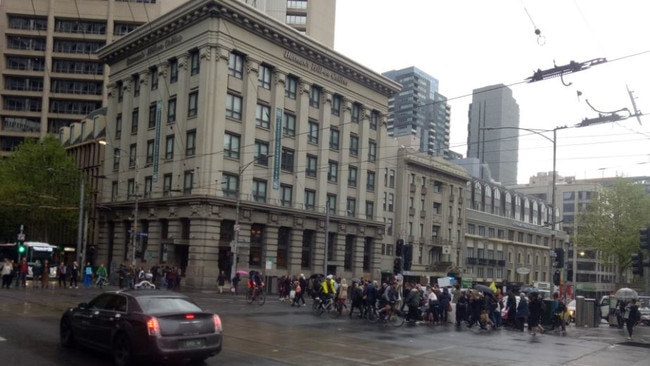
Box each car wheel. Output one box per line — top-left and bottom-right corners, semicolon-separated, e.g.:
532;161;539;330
113;333;133;366
59;318;75;347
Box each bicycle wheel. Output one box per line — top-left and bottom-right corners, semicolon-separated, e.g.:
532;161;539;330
256;290;266;306
389;310;405;327
312;299;321;315
329;302;342;319
246;290;254;304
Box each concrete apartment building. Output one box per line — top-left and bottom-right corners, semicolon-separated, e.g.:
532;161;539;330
466;84;520;185
94;0;400;287
0;0;336;154
383;67;452;158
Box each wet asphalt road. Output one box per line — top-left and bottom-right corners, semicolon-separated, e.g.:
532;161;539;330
1;284;649;366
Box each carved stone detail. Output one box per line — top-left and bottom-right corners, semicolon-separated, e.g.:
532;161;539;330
178;53;189;70
199;46;211;61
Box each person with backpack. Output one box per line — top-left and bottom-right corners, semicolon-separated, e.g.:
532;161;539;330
550;292;567;334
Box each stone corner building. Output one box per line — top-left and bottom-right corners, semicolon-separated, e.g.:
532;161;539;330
96;0;400;288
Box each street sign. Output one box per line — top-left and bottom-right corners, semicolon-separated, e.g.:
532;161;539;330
234;224;240;232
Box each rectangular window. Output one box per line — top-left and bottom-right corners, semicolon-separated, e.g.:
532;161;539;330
280;184;292;207
255;104;270;128
304;189;316;210
308;121;319;143
388;193;394;212
352;103;361;122
252;179;267;203
228;52;244;78
226;93;242;120
347;198;356;217
328;160;338;182
163;174;172;197
309;85;321;108
283;113;296;136
190;50;200;75
167;97;176;123
111;181;118;201
285;75;297;99
113;148;120;170
169;58;178;83
184;170;194;194
129;144;137;168
165;135;174;160
306;155;317;177
150;67;158;90
348;166;358;187
349;135;359;156
368;140;377;161
281;148;294;172
224;133;240;159
186;129;196;156
254;141;269;165
366;201;374;220
133;74;140;97
329;128;339;150
146;139;154;164
188;91;198;117
222;174;238;198
370;111;378;130
118;81;124;102
148;103;157;128
367;171;376;191
115;114;122;140
331;94;341;116
258;64;271;89
131;108;139;134
327;194;337;214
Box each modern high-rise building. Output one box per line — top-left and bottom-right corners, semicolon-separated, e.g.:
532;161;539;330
383;66;451;158
0;0;190;153
239;0;336;48
0;0;336;153
466;84;520;185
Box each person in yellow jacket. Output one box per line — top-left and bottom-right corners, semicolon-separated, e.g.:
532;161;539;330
320;274;336;300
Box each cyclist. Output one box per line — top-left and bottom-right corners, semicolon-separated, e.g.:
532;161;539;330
319;274;336;304
248;271;264;298
379;281;399;318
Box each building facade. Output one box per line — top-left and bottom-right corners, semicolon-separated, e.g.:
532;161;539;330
95;0;400;288
383;67;451;158
0;0;189;153
466;84;520;185
239;0;336;48
383;147;470;282
464;177;566;289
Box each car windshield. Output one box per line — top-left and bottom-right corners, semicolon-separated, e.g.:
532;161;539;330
138;297;203;314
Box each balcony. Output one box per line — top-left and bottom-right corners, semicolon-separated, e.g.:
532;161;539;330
420;210;426;218
458;196;463;204
497;260;506;267
420;186;427;195
410;184;416;193
457;217;463;225
448;215;454;223
426;261;453;273
409;207;415;216
449;194;455;202
488;259;497;266
478;258;488;265
466;257;477;265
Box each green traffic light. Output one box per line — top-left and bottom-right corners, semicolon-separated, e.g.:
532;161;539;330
18;245;25;254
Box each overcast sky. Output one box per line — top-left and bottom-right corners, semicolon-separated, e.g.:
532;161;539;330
334;0;650;184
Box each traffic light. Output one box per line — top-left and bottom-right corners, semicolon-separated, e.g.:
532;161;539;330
17;240;25;254
396;239;404;257
640;227;650;250
393;258;402;275
403;244;413;271
553;270;561;286
554;248;565;268
631;251;644;276
566;269;573;282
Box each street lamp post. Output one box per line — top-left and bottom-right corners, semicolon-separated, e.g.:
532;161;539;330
231;155;271;280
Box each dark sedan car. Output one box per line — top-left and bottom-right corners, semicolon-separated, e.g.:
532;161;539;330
60;288;222;366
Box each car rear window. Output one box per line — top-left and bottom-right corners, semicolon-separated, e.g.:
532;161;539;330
137;297;203;314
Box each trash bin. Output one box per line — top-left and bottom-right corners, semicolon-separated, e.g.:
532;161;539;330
584;298;596;327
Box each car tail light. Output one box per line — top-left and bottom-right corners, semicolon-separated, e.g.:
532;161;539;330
147;317;161;336
185;314;195;320
213;315;222;332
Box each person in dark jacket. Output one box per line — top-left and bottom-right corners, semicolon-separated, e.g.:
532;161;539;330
438;287;452;325
506;292;517;328
348;281;364;318
455;291;468;326
528;292;544;335
403;282;422;323
624;298;641;340
516;292;529;331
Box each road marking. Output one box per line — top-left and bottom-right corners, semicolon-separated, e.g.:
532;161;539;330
0;337;6;342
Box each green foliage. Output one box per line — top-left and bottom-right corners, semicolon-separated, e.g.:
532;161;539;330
577;178;650;277
0;135;81;242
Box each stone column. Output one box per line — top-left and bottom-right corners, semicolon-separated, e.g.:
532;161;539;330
263;225;279;276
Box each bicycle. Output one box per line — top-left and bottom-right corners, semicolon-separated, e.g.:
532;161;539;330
362;303;379;323
95;276;110;288
377;303;405;327
246;285;266;305
312;296;335;316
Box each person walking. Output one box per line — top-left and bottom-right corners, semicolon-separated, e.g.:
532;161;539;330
83;262;93;288
217;271;226;294
68;261;79;289
57;262;67;288
231;273;240;295
1;258;13;288
40;260;50;289
96;263;108;288
550;292;566;334
516;292;529;332
18;258;28;288
624;298;641;340
528;292;544;335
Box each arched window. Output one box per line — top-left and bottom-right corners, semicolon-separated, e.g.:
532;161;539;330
505;192;512;218
484;185;493;214
494;189;502;216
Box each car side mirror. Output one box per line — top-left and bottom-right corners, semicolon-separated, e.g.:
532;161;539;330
78;302;89;310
